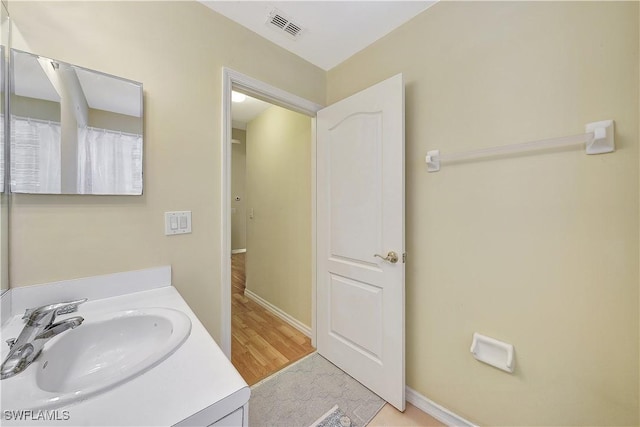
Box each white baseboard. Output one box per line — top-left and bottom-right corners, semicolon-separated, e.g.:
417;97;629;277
244;289;312;338
231;248;247;254
406;387;477;427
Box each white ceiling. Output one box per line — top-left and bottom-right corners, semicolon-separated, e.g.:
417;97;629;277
231;92;272;129
201;1;436;71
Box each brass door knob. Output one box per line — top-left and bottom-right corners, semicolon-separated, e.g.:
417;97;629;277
374;251;399;264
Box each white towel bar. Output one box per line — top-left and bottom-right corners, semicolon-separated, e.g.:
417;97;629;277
426;120;614;172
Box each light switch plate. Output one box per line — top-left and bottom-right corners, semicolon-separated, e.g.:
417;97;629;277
165;211;192;235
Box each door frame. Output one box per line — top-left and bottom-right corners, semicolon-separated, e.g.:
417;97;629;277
220;67;323;357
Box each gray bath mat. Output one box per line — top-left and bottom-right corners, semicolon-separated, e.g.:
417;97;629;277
249;353;384;427
309;405;353;427
310;405;353;427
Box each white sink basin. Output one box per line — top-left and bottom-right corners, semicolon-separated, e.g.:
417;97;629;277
2;307;191;410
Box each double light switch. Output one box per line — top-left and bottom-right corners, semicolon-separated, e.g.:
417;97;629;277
165;211;192;235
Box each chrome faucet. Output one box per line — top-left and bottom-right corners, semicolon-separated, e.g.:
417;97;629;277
1;299;87;380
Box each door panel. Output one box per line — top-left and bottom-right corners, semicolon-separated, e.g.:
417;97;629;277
329;112;383;264
317;74;405;410
329;274;383;360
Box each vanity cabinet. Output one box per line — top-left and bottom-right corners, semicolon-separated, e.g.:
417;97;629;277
209;406;246;427
1;267;250;427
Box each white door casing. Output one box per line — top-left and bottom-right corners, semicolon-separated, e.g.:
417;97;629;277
316;74;405;410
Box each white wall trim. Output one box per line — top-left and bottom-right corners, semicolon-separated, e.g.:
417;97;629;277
310;117;317;348
244;289;312;338
231;248;246;254
221;69;233;358
225;68;323;117
405;387;477;427
221;67;323;358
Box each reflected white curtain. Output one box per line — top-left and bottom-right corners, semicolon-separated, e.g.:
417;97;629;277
10;117;61;193
77;127;142;195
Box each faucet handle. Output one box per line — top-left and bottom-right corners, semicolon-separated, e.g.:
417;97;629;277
35;316;84;340
55;300;87;316
22;298;88;324
5;338;16;349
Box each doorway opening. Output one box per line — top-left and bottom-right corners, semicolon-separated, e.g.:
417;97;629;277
229;92;315;384
221;68;323;383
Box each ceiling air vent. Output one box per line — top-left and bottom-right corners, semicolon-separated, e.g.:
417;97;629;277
266;8;305;40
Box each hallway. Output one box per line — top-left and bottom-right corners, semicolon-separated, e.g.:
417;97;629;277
231;253;315;385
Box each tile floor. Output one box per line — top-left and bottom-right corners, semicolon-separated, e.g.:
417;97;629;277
369;403;445;426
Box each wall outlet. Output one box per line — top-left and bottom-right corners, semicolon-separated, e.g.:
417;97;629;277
165;211;192;235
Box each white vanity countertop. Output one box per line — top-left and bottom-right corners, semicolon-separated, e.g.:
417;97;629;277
1;278;250;426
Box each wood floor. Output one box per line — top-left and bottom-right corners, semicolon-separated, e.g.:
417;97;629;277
231;253;315;386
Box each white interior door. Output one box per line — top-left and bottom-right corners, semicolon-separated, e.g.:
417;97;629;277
316;74;405;410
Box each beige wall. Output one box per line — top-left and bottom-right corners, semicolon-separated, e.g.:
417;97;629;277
9;1;325;343
327;2;639;426
231;128;246;251
245;106;312;327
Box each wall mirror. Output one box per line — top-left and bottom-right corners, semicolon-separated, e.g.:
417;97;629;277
10;49;143;195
